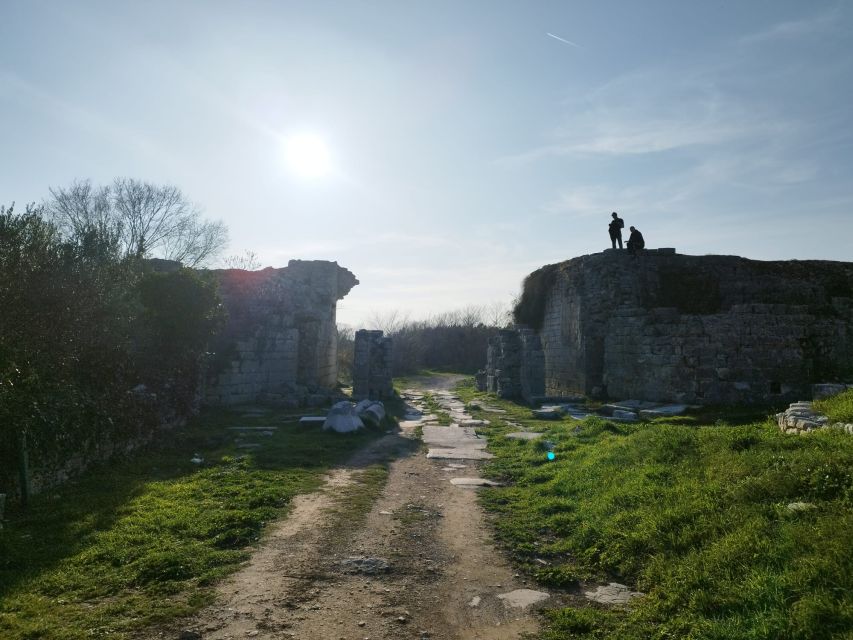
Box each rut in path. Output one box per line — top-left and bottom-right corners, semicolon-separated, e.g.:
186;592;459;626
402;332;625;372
143;375;553;640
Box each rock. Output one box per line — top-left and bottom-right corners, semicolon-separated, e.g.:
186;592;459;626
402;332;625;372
468;596;481;607
179;631;202;640
496;589;550;608
584;582;643;605
611;409;638;421
449;477;504;488
355;399;386;426
786;502;816;512
505;431;544;440
426;448;494;460
776;401;842;435
532;407;563;420
639;404;689;418
340;556;390;575
323;401;365;433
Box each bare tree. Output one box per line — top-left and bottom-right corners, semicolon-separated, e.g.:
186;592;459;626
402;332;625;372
46;178;228;267
223;250;262;270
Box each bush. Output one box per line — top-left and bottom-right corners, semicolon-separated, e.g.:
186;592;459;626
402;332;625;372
0;203;223;498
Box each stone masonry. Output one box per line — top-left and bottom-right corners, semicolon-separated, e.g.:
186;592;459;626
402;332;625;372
352;329;394;400
522;251;853;404
204;260;358;406
485;326;545;403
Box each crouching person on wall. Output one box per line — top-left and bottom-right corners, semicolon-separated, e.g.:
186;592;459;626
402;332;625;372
627;226;645;255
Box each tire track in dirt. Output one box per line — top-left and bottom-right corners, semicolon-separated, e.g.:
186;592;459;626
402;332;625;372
142;376;548;640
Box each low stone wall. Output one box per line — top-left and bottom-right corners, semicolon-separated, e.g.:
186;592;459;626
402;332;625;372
776;401;853;435
204;260;358;406
352;330;394;400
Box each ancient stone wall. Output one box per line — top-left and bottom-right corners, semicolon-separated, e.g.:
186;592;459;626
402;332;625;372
485;326;545;403
352;330;394;400
204;260;358;406
531;251;853;404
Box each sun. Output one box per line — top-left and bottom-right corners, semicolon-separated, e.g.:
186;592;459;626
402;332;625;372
282;133;332;179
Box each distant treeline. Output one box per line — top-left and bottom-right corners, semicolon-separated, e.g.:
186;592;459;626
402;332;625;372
339;304;511;379
0;190;224;499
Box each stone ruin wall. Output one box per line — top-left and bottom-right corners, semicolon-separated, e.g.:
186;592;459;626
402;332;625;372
352;329;394;400
204;260;358;407
534;251;853;404
484;327;545;403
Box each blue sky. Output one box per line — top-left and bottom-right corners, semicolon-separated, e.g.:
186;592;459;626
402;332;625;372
2;1;851;326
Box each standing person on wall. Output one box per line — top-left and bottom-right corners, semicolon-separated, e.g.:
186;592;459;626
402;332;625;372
608;211;624;249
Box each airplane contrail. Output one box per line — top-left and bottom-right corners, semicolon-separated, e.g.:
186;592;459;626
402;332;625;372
546;32;581;48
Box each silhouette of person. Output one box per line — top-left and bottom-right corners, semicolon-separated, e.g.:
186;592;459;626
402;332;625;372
627;226;645;255
608;211;624;249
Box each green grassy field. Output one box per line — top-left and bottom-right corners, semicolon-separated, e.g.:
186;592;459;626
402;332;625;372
0;406;388;639
456;380;853;640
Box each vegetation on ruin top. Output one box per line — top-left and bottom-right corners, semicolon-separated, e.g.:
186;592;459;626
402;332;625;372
455;379;853;640
0;408;388;640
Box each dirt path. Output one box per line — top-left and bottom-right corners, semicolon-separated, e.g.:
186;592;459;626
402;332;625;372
145;375;548;640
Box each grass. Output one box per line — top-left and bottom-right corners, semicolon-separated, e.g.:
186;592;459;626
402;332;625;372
0;405;389;639
454;378;853;640
814;388;853;424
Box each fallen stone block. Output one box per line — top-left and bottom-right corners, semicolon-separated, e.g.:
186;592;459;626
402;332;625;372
496;589;550;608
584;582;643;606
638;404;690;419
426;448;494;460
532;407;564;419
505;431;544;440
449;477;504;488
323;401;365;433
611;409;638;421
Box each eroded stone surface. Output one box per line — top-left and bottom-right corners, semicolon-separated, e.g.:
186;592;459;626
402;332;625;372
449;478;504;488
426;448;494;460
339;556;390;575
505;432;544;440
584;583;643;605
496;589;550;608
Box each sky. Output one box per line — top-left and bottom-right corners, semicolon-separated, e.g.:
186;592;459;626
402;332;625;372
2;0;852;327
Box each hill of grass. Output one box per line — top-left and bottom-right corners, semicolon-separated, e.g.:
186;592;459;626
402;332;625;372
456;380;853;639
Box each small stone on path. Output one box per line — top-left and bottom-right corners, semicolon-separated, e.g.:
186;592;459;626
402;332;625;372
468;596;481;607
340;556;390;575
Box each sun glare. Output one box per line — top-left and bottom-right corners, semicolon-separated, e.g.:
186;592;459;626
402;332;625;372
282;133;332;179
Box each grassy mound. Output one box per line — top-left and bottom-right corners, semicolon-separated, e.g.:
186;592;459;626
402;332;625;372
456;379;853;639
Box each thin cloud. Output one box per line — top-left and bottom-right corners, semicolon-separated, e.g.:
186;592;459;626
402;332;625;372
546;32;581;48
739;6;841;46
